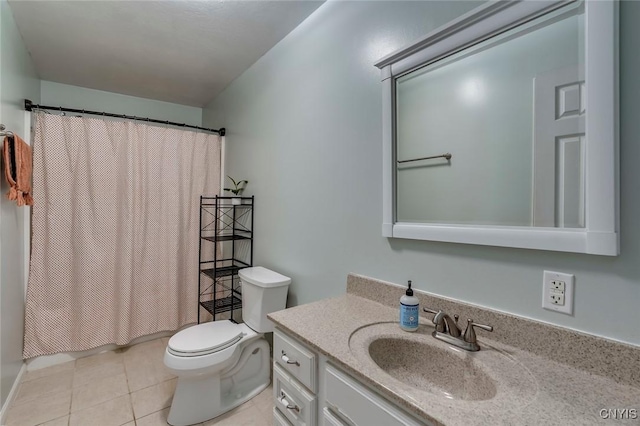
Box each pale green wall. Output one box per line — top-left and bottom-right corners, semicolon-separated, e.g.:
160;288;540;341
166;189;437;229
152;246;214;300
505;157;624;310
203;1;640;346
40;81;202;127
0;0;40;407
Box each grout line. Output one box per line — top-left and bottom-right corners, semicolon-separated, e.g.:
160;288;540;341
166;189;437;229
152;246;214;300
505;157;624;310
9;337;174;425
69;374;130;414
9;384;73;410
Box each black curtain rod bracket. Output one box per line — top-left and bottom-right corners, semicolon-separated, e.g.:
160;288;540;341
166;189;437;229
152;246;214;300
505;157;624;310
24;99;225;136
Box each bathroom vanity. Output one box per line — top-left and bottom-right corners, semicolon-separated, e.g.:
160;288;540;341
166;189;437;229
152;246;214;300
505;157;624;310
272;328;425;426
267;274;640;426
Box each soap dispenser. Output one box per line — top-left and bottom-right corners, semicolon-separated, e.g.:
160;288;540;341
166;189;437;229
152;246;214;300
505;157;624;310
400;280;419;332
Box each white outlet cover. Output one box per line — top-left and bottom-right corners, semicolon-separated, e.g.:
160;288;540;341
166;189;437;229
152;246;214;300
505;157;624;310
542;270;574;315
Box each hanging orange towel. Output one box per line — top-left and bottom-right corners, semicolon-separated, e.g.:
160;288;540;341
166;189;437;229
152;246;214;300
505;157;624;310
3;134;33;206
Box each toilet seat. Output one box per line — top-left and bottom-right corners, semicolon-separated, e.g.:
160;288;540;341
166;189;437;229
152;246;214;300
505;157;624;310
168;321;246;357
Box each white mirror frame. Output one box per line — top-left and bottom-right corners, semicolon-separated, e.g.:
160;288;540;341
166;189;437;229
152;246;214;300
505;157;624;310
376;0;619;256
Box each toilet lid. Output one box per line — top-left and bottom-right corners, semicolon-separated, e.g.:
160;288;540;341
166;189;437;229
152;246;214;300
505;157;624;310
168;321;245;356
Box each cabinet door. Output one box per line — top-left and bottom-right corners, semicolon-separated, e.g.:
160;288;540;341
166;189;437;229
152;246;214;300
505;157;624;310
322;407;348;426
324;365;426;426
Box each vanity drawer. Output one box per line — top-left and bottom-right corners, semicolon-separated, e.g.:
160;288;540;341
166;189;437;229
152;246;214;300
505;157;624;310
274;363;317;426
274;329;317;392
274;406;294;426
324;364;425;426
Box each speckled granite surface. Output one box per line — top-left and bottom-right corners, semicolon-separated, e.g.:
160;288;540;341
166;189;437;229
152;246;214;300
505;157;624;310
267;275;640;426
347;273;640;388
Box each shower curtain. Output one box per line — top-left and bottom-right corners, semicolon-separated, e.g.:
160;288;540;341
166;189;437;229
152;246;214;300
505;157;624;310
23;112;221;358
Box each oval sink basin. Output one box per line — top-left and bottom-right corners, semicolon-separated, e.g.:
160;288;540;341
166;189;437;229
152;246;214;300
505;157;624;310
349;322;537;405
368;337;496;401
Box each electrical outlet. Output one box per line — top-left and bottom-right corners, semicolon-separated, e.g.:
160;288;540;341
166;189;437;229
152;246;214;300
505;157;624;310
542;271;574;315
551;280;565;292
550;292;565;305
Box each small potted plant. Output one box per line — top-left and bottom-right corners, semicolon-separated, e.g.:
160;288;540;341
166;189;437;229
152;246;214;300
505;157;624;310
224;176;248;205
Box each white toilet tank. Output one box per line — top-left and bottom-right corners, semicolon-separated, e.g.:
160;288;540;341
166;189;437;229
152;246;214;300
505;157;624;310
238;267;291;333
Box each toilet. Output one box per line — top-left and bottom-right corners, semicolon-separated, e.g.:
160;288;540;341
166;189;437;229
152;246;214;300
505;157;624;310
164;266;291;426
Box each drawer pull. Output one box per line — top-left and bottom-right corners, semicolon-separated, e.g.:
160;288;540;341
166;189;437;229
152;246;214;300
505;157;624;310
280;391;301;414
281;350;300;366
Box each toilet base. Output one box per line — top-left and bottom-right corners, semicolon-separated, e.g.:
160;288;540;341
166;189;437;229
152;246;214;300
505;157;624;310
167;337;271;426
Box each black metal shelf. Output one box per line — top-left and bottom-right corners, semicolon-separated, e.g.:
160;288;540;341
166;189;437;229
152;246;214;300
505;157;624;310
201;233;252;243
201;265;243;280
200;297;242;316
198;196;254;323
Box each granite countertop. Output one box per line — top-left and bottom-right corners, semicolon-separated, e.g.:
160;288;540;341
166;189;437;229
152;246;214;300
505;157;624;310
268;294;640;426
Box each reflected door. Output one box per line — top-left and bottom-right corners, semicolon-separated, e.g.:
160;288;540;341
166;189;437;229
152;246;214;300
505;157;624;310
533;66;586;228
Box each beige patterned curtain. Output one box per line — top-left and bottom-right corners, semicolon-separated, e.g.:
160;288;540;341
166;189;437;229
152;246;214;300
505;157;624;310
23;112;221;358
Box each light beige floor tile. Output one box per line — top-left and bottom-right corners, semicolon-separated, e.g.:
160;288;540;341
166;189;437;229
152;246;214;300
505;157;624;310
131;378;177;419
135;407;171;426
22;361;75;383
251;386;273;412
203;404;269;426
198;401;257;426
69;394;133;426
75;350;123;370
39;415;70;426
73;354;125;388
6;389;71;426
124;356;174;393
14;370;74;405
123;339;174;392
71;372;129;412
121;339;162;360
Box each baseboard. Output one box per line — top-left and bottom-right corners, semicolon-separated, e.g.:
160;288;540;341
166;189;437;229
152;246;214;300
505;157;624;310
26;327;188;371
0;363;26;426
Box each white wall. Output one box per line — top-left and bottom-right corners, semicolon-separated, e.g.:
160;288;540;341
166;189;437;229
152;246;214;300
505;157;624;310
203;0;640;346
40;81;202;127
0;0;40;408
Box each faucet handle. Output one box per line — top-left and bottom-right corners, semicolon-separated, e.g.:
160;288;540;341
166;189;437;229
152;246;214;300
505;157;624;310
463;319;494;344
423;307;440;315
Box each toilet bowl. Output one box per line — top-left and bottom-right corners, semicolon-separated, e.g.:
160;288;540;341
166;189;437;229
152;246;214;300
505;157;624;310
163;267;291;426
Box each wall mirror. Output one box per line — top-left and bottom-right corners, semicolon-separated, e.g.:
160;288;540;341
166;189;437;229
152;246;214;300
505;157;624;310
375;0;618;255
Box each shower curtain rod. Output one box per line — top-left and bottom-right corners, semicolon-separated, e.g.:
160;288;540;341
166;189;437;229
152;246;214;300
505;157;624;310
24;99;226;136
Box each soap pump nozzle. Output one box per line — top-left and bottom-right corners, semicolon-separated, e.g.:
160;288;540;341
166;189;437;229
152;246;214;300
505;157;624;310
406;280;414;296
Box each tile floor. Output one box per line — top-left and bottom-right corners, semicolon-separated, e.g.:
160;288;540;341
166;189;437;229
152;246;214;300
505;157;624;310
6;337;273;426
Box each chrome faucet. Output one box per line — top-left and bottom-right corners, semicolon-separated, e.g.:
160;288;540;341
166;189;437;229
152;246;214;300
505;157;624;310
424;307;493;351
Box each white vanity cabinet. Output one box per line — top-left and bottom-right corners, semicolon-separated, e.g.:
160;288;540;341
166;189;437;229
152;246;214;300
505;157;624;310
272;328;429;426
323;365;426;426
273;329;318;426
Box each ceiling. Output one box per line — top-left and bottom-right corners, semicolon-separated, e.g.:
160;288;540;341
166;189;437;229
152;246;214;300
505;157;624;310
8;0;324;107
